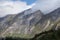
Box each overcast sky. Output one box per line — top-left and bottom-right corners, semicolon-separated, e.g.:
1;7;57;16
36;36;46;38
32;0;60;14
0;0;35;17
0;0;60;17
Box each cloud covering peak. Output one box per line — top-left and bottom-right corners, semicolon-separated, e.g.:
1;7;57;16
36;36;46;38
32;0;60;14
0;1;35;17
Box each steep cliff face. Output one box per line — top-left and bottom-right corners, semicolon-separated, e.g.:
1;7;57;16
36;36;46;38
0;9;43;38
0;14;16;33
0;8;60;38
35;8;60;33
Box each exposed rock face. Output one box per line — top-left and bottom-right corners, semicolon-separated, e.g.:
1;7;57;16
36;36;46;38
0;9;43;38
0;14;16;33
0;8;60;38
35;8;60;32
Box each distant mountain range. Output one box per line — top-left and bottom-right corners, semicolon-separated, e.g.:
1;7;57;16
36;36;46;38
0;8;60;38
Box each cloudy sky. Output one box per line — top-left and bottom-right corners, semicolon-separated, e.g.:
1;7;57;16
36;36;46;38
32;0;60;14
0;0;60;17
0;0;36;17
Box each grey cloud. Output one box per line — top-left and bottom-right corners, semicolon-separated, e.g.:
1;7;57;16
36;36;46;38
0;1;35;17
0;1;29;17
32;0;60;14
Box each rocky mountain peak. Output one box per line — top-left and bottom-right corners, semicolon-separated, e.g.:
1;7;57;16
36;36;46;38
0;8;60;38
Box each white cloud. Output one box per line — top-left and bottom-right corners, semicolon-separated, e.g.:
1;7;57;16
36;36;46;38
32;0;60;14
0;1;35;17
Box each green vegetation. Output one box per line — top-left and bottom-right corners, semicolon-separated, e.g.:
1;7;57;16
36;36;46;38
1;19;60;40
0;29;60;40
32;29;60;40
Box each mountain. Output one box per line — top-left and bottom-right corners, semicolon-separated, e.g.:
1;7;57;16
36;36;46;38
35;8;60;32
0;9;43;38
0;8;60;38
2;29;60;40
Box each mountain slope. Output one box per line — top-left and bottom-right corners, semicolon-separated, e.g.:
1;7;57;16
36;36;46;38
0;9;43;38
0;8;60;38
35;8;60;33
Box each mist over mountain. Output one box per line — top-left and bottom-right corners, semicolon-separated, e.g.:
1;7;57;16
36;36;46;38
1;0;60;17
0;1;35;17
32;0;60;14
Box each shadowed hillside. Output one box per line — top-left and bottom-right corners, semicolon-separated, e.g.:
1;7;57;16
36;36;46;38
0;29;60;40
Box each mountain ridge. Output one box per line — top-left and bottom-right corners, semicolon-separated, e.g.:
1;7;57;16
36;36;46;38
0;8;60;38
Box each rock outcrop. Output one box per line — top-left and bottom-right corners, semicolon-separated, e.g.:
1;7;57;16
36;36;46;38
0;8;60;38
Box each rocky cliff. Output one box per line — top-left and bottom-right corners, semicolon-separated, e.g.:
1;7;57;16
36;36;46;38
0;8;60;38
